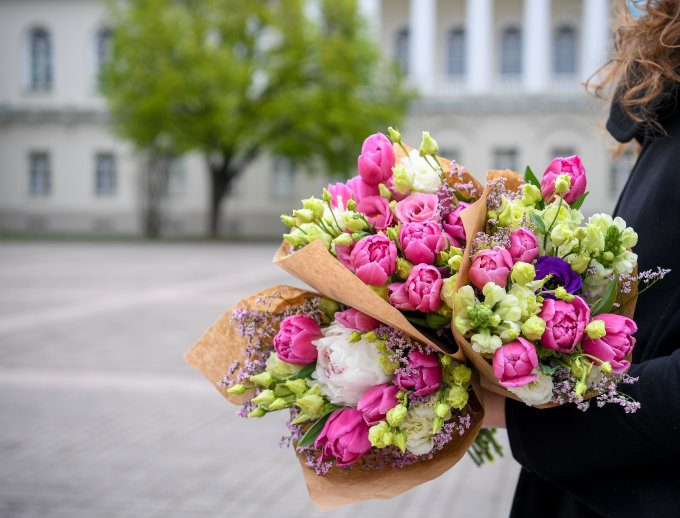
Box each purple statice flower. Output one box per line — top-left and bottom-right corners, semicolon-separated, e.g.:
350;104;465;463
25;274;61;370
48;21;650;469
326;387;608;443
535;255;582;297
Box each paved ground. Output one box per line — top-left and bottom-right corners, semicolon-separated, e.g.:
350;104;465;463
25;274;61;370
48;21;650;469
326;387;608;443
0;242;520;518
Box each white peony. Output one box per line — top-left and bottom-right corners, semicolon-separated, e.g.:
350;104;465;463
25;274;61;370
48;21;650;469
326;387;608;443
401;401;437;455
400;150;442;194
312;322;391;406
507;370;554;406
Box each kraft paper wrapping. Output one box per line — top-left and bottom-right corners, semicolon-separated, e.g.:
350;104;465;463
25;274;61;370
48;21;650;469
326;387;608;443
184;285;484;511
452;171;638;407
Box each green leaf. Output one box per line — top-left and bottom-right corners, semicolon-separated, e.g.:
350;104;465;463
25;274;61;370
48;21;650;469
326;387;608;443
539;362;561;375
571;191;589;210
287;362;316;381
524;166;541;189
591;278;618;316
297;411;335;447
426;312;451;329
454;190;473;203
530;214;547;234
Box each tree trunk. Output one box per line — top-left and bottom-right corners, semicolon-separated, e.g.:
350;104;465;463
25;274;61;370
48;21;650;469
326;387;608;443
207;162;235;239
142;153;170;238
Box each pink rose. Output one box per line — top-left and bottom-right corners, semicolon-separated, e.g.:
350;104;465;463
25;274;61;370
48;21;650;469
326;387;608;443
468;247;513;289
273;315;322;365
399;221;447;265
582;314;637;373
349;234;397;286
395;193;441;224
442;202;468;247
356;383;400;425
388;264;443;313
335;242;355;271
357;133;395;186
395;350;442;396
346;176;380;203
508;227;539;264
335;308;379;332
492;338;539;388
314;408;371;467
356;195;394;230
540;155;587;204
327;181;355;209
539;296;590;354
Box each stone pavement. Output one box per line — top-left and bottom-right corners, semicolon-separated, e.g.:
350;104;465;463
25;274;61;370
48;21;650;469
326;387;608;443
0;242;519;518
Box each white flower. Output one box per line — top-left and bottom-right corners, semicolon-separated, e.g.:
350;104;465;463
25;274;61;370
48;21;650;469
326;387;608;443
507;370;554;406
613;250;637;275
471;328;503;354
586;365;604;388
401;401;436;455
312;322;391;406
400;150;442;194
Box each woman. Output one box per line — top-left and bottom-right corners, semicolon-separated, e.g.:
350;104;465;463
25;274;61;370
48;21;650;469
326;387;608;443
483;2;680;516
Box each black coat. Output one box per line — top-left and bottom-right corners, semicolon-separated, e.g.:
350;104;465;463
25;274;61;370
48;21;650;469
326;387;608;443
505;88;680;518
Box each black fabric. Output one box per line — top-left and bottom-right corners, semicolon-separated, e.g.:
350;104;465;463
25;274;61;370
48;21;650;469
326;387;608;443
505;89;680;517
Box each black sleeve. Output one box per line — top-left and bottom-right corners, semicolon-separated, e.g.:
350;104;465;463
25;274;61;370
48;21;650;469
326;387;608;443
505;348;680;480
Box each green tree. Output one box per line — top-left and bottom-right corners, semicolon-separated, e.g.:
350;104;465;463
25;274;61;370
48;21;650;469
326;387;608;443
103;0;412;237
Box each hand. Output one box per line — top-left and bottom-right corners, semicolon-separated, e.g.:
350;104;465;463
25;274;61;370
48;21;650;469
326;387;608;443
481;389;507;428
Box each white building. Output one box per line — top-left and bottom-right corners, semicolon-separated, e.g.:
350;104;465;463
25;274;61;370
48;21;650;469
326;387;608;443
0;0;633;237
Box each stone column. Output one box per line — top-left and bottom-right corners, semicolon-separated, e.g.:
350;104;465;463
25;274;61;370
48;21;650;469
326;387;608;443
409;0;437;96
581;0;611;81
523;0;551;92
466;0;493;93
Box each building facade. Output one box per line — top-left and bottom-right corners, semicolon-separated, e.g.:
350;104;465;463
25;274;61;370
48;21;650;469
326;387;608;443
0;0;633;237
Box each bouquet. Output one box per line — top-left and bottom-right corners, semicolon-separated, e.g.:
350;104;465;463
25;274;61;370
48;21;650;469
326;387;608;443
275;128;482;354
184;286;486;510
451;157;666;409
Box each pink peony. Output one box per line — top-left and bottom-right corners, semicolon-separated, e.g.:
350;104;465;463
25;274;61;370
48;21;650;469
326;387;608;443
399;221;447;265
335;242;355;271
492;338;539;388
356;383;400;425
468;247;513;289
388;264;443;313
356;195;394;230
539;296;590;354
582;314;637;373
442;202;468;247
357;133;395;186
335;308;379;332
395;193;441;224
349;234;397;286
508;227;539;264
540;155;587;204
273;315;322;365
395;350;442;396
314;408;371;467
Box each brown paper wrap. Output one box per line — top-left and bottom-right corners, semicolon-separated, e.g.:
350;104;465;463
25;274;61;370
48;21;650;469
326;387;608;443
184;285;484;510
452;171;638;407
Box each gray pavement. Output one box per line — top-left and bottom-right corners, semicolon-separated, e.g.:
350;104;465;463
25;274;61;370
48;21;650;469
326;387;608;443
0;242;519;518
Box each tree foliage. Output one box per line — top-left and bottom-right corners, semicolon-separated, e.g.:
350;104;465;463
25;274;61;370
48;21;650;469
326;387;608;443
102;0;413;236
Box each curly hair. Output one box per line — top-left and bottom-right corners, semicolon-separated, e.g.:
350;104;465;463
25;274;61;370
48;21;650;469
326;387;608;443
590;0;680;132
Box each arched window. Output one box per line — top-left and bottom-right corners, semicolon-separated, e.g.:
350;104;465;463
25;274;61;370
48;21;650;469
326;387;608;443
395;27;410;74
29;27;52;91
553;25;577;75
500;26;522;76
446;27;465;77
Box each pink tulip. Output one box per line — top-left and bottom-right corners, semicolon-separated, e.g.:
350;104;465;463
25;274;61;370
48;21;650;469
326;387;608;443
539;296;590;354
399;221;447;265
395;193;441;224
273;315;321;365
357;133;395;186
388;264;443;313
395;350;442;396
314;408;372;467
492;338;539;387
540;155;587;204
468;247;513;289
349;234;397;286
442;202;468;248
582;314;637;373
508;227;539;264
357;383;400;425
335;308;379;332
356;195;394;230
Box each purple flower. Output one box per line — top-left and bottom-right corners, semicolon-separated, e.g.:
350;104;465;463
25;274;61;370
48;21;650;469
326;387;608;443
534;255;582;297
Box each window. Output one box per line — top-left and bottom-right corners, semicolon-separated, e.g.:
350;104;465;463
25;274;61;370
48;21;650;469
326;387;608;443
395;27;410;74
166;157;186;197
500;26;522;77
95;27;113;86
446;28;465;77
553;26;577;75
95;153;117;196
493;148;519;171
29;152;51;197
610;147;637;199
29;28;52;91
271;157;296;200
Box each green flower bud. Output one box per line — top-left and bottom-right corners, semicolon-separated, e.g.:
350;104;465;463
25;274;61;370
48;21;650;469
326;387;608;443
348;331;362;343
511;261;536;285
440;275;458;308
574;380;587;398
554;287;575;301
396;257;413;280
280;214;296;228
344;214;368;232
468;303;494;329
285;378;307;395
570;357;588;379
419;131;439;156
302;197;324;219
521;315;546;341
368;421;391;449
432;415;444;434
452;364;472;386
600;361;613;374
435;401;450;419
550;222;574;247
392;166;414;194
370;285;389;300
251;389;276;407
440;354;452;367
447;254;462;272
436;304;453;319
378;354;399;375
318;297;339;320
322;188;332;203
394;430;407;452
378;183;392;200
585;319;607;339
602;251;615;262
333;233;353;247
386;225;400;242
295;393;324;416
283;232;305;248
226;383;250;395
293;208;314;223
555;174;572;194
247;406;267;418
249;371;274;388
346;198;357;211
267;398;289;411
363;331;378;342
447;384;469;410
569;253;590;274
273;384;292;397
498;197;515;227
387;126;402;143
386;404;408;427
521;183;543;205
